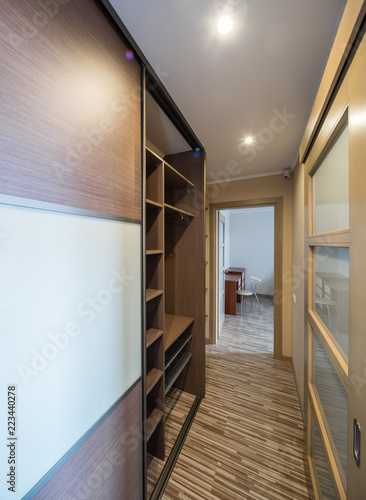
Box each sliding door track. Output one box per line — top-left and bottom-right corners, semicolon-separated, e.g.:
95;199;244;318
149;396;202;500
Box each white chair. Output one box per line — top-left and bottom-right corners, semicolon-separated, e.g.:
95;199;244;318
315;297;337;329
236;276;261;315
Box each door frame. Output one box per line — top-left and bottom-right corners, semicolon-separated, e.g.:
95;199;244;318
217;211;226;337
209;197;283;360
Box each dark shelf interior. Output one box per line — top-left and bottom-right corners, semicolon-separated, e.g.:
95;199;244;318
165;335;192;370
146;408;164;441
165;351;192;395
146;368;163;395
165;162;194;191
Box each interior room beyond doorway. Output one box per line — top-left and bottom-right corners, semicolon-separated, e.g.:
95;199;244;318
219;206;274;347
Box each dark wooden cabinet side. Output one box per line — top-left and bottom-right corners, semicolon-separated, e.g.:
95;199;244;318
164;150;206;398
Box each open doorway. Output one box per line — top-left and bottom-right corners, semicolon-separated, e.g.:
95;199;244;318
217;206;275;350
209;198;284;360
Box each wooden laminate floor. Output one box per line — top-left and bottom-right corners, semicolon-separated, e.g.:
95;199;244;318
162;297;313;500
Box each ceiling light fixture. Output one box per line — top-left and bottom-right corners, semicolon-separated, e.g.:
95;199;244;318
217;12;234;35
244;136;254;144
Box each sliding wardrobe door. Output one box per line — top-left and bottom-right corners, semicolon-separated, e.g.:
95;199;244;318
305;31;366;498
0;0;143;498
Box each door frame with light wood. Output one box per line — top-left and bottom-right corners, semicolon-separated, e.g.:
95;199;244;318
217;211;226;337
209;198;283;360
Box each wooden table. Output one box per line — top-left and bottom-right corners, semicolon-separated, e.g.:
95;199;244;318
225;267;245;303
225;274;242;315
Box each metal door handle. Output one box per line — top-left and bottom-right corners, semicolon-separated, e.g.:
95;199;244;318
353;419;361;467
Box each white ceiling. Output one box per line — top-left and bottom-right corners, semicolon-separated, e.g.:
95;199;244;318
110;0;347;181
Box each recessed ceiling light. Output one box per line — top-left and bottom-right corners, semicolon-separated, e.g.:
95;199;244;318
217;14;234;35
244;136;254;144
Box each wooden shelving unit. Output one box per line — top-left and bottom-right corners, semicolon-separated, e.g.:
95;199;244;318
144;145;205;463
145;147;165;461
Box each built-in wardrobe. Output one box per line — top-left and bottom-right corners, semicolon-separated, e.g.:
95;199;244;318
0;0;205;499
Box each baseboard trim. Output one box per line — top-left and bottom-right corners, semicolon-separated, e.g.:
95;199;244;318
281;355;292;363
257;293;274;299
291;359;304;418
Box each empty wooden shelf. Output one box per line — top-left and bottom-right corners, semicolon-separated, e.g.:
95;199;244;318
146;408;164;441
146;250;163;255
146;368;164;395
146;199;163;209
164;162;194;191
146;289;164;302
165;313;194;350
146;328;164;348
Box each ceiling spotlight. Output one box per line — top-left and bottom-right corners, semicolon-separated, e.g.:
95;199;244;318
217;13;233;35
244;136;254;144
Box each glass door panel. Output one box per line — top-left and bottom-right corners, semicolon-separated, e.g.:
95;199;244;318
314;336;348;484
306;94;350;499
219;220;224;244
313;247;349;357
307;28;366;498
312;122;349;234
312;417;337;500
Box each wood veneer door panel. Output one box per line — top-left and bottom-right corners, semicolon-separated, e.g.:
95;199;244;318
33;381;143;500
0;0;141;220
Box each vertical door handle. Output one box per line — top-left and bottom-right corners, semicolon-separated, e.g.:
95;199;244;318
353;419;361;467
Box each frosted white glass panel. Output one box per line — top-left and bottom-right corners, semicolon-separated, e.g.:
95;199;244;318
313;123;349;234
315;336;348;484
0;203;141;499
219;245;224;269
313;247;349;356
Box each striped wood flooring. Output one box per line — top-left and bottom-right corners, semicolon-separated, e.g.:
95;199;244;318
162;297;313;500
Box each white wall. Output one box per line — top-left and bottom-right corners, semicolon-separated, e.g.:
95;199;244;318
229;207;274;295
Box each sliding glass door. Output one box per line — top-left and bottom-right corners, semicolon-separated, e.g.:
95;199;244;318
306;34;366;499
